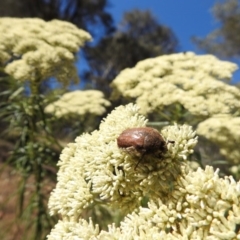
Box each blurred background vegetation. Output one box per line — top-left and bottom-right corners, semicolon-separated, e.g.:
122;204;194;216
0;0;240;239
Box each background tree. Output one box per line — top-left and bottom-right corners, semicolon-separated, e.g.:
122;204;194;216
83;9;178;95
0;0;114;37
192;0;240;59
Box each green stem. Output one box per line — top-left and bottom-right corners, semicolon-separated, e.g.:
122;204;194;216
29;85;45;239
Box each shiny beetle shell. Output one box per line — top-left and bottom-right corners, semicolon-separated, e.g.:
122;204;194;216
117;127;167;166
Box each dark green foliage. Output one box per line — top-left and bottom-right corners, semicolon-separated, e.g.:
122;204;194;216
0;73;61;239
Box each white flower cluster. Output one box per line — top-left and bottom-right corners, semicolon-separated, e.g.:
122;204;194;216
48;104;201;239
48;166;240;239
0;18;91;84
116;167;240;239
111;52;240;118
45;90;111;118
48;219;100;240
197;115;240;164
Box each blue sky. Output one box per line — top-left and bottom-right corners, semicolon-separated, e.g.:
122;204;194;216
109;0;217;52
107;0;240;83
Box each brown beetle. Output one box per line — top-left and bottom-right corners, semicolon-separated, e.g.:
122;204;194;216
117;127;168;169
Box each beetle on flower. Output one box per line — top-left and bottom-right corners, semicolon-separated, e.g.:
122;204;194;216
117;127;168;169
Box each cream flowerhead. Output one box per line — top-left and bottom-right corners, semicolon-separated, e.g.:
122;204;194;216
110;52;240;118
48;166;240;240
45;90;111;118
112;167;240;239
49;104;197;219
48;104;240;239
48;103;197;219
197;115;240;164
0;18;91;84
47;219;100;240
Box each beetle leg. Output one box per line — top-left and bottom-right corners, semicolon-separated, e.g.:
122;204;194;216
167;140;175;144
134;153;145;170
